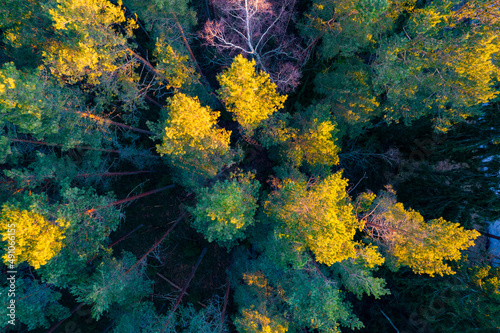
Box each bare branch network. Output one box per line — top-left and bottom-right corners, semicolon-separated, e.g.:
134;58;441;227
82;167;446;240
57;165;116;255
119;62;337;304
201;0;302;92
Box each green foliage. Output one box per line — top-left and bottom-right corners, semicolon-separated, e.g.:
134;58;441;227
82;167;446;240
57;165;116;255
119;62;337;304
37;186;121;288
313;58;380;137
301;0;400;58
71;251;152;320
0;276;70;330
111;301;167;333
190;171;260;248
154;38;198;90
0;0;54;66
217;55;287;135
374;0;500;131
124;0;197;43
329;244;389;299
232;251;364;333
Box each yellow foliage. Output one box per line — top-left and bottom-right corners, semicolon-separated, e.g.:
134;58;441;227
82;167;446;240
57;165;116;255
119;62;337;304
217;55;287;134
265;172;362;266
157;93;231;156
44;0;137;84
154;39;198;90
0;206;69;269
243;271;269;289
239;308;288;333
293;119;340;167
369;196;480;276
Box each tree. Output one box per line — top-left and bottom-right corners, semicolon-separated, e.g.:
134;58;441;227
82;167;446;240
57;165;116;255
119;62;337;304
202;0;301;92
359;189;480;276
153;92;234;188
231;250;364;333
217;55;287;135
154;38;199;91
313;58;380;137
71;251;152;320
373;0;500;131
264;171;362;266
36;186;121;288
190;171;260;248
44;0;138;85
0;200;69;269
0;276;70;330
300;0;411;58
0;0;55;67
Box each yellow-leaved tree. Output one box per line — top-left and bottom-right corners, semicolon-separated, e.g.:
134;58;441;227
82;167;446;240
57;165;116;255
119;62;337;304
360;190;480;276
44;0;138;85
265;171;362;266
0;205;69;269
154;93;234;188
217;55;287;135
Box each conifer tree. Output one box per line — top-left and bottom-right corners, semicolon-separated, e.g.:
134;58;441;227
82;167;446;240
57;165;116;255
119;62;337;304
71;251;152;320
373;0;500;131
0;276;70;330
190;171;260;248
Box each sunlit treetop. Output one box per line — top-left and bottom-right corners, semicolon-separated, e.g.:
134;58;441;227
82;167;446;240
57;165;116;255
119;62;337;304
44;0;138;85
374;0;500;131
265;171;362;266
362;190;480;276
156;92;231;156
0;202;69;269
190;171;261;249
217;55;287;135
154;38;199;90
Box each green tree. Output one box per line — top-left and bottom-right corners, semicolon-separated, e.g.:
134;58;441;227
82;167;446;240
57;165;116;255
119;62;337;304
373;0;500;131
0;276;70;330
190;171;260;248
300;0;409;58
313;58;380;137
71;251;152;320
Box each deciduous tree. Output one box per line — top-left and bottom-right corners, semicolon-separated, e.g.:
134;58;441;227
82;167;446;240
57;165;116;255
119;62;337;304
217;55;287;135
202;0;302;92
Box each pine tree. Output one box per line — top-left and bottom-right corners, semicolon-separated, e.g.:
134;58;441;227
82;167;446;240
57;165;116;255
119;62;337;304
190;171;260;248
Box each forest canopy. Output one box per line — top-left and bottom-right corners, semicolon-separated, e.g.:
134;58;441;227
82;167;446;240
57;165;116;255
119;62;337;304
0;0;499;332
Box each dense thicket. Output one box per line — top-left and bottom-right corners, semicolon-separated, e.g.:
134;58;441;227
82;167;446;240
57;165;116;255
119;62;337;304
0;0;499;332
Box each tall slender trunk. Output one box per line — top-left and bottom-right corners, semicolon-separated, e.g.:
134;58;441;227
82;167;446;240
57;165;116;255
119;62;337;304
161;247;208;331
86;184;175;214
125;211;186;275
7;138;157;158
76;111;155;135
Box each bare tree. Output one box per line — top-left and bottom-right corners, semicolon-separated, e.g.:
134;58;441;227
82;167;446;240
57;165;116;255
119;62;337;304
201;0;302;92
